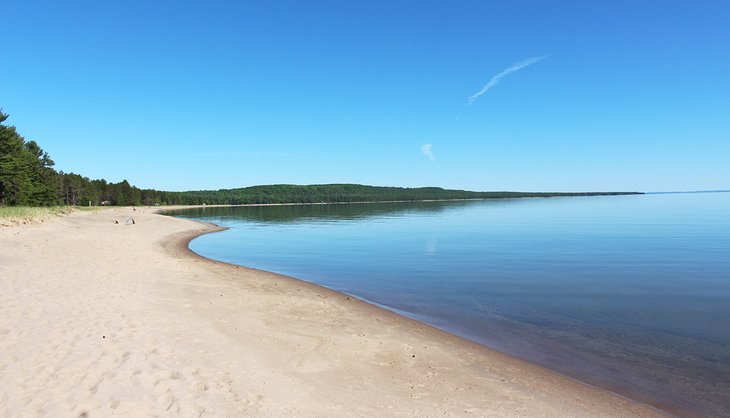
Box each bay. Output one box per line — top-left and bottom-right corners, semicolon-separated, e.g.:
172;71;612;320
166;192;730;417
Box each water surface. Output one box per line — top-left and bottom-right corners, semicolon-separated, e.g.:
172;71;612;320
167;193;730;417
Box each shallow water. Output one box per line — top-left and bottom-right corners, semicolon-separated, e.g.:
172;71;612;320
167;193;730;417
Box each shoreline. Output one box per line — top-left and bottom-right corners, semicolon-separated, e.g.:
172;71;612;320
173;210;687;418
158;192;643;210
1;207;667;416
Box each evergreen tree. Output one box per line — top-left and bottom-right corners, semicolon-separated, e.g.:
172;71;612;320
0;111;33;205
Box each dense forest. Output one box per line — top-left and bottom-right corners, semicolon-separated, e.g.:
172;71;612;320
0;111;640;207
163;185;639;205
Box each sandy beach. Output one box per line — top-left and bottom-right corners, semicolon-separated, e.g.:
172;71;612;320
0;208;667;417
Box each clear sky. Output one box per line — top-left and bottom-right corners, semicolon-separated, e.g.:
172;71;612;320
2;1;729;192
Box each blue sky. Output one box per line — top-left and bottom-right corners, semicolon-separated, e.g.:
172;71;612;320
2;1;729;192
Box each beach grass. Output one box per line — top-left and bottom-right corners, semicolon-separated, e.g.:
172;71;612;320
0;206;98;226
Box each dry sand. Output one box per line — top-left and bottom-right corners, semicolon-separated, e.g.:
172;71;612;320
0;207;667;417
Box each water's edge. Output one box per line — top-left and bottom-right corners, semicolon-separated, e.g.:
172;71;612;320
165;210;676;417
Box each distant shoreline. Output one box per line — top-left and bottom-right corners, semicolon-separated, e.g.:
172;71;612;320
153;184;642;207
645;189;730;194
157;191;643;211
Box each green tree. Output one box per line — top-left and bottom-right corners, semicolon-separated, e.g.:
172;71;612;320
0;111;32;205
22;140;57;205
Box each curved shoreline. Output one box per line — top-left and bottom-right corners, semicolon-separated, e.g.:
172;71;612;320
0;207;669;416
168;213;673;417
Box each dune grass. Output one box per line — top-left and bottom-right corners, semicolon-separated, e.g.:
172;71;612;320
0;206;98;226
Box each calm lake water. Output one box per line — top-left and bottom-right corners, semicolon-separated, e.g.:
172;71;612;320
166;192;730;417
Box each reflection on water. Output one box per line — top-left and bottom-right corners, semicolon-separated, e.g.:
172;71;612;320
167;193;730;417
165;200;475;223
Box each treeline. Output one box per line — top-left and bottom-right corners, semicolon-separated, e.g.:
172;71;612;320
0;111;640;207
162;184;639;205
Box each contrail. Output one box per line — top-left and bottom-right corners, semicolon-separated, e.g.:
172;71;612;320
468;55;549;105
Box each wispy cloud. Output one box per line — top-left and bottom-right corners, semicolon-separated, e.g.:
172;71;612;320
468;55;549;105
421;144;435;160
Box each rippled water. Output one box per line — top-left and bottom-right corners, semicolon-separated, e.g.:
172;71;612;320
166;192;730;417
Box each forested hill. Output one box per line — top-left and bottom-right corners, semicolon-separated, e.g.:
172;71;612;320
0;111;640;206
164;185;640;205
